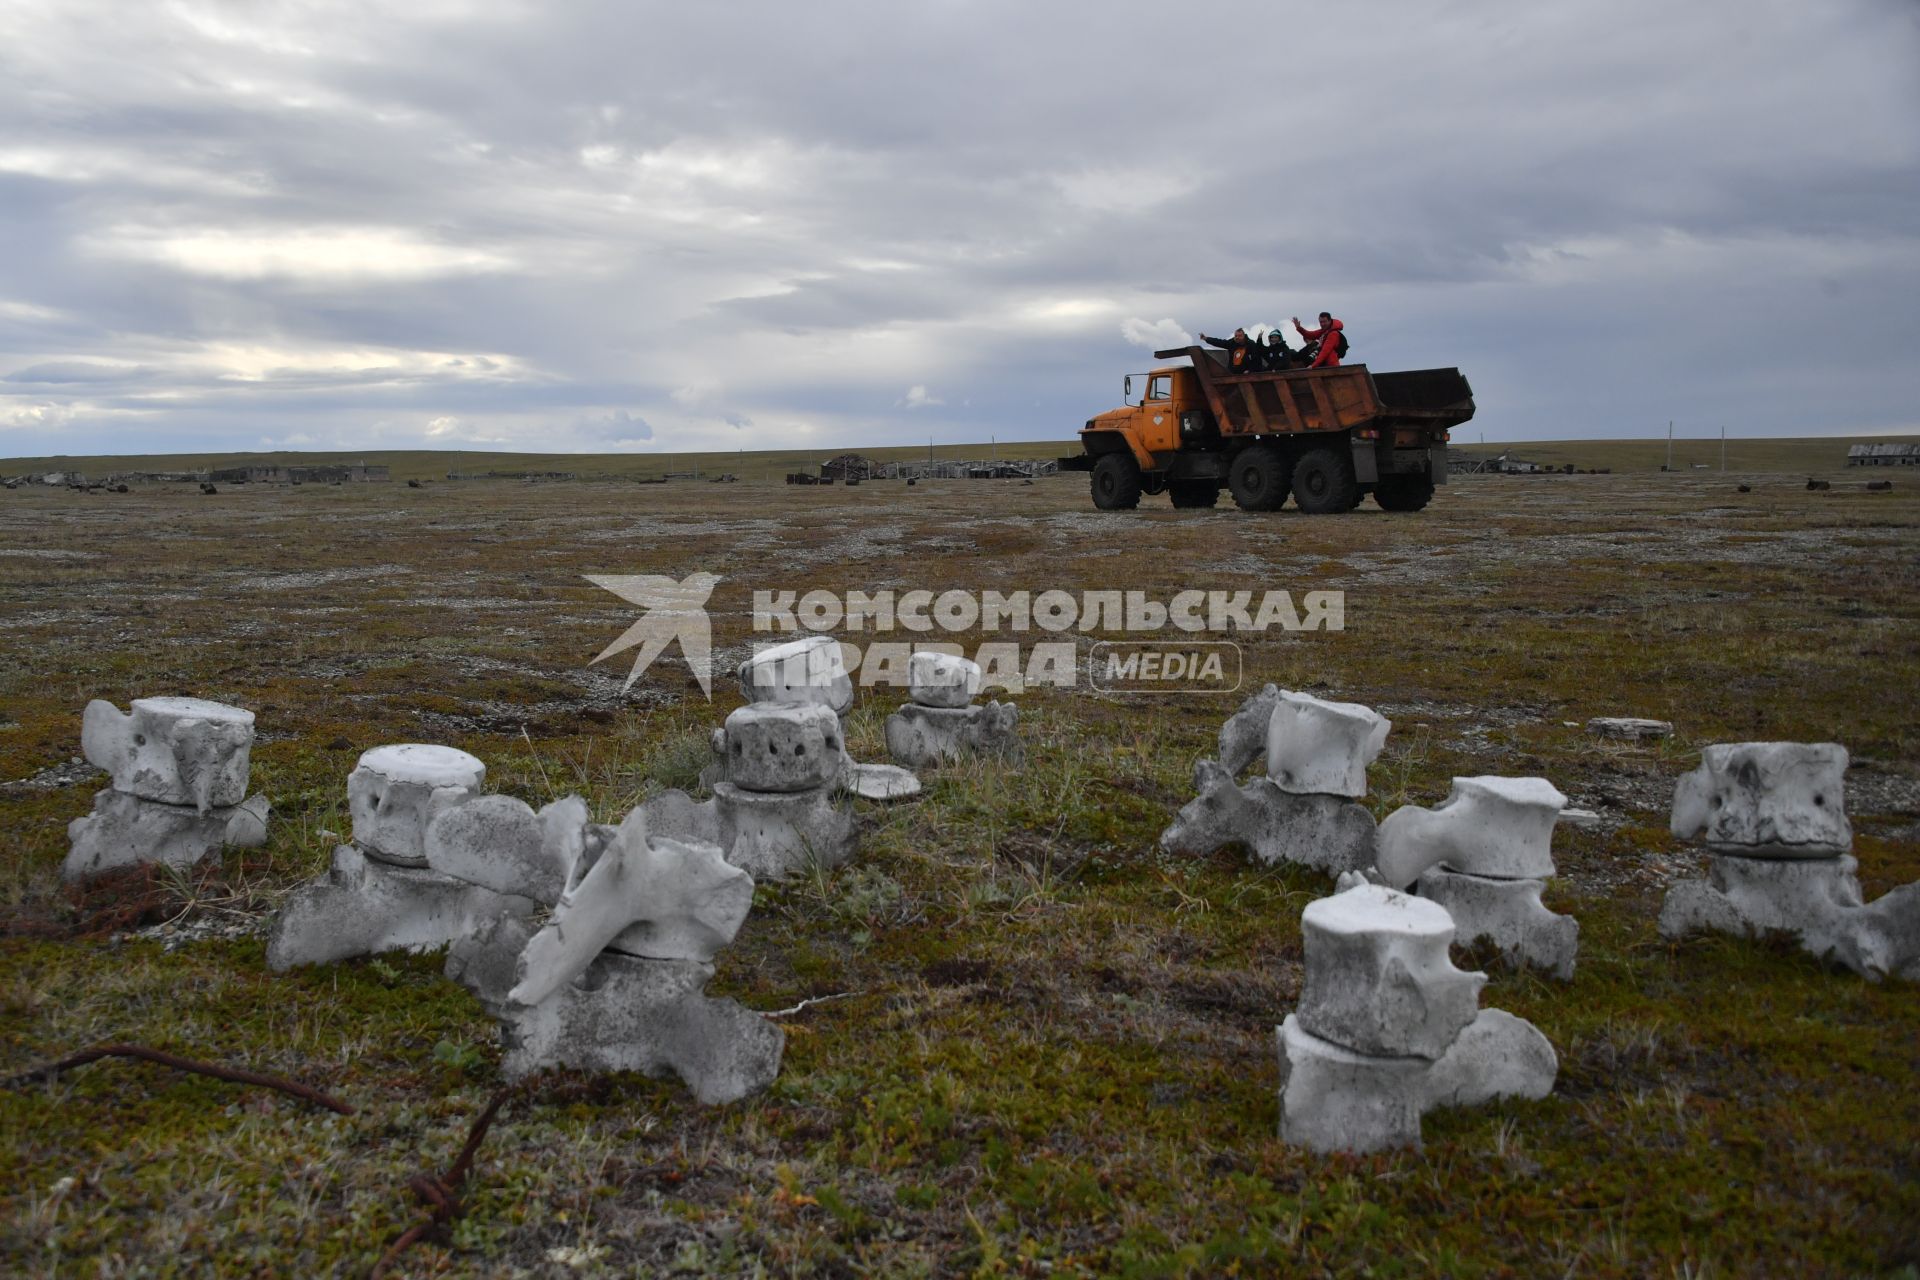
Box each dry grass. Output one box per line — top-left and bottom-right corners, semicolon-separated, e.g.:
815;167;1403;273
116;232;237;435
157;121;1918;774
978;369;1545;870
1;468;1917;1277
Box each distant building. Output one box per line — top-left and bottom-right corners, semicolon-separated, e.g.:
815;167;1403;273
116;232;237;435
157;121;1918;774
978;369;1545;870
1448;450;1545;475
1847;442;1920;467
821;454;872;482
207;463;391;484
868;458;1058;480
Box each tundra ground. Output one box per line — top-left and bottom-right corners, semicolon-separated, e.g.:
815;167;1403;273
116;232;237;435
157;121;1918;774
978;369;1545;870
2;467;1917;1278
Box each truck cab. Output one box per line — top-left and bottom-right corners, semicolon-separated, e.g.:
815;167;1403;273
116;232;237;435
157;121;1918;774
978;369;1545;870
1085;366;1209;471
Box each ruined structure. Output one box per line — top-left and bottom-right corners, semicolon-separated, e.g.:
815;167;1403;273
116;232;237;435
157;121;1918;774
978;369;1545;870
884;652;1021;769
64;697;270;881
1160;685;1383;877
1276;881;1558;1153
1377;776;1579;979
266;745;532;969
1659;743;1920;981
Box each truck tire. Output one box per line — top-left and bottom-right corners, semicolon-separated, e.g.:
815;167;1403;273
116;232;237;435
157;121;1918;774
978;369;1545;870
1169;480;1220;509
1228;445;1289;511
1292;446;1359;514
1373;471;1435;512
1091;453;1143;510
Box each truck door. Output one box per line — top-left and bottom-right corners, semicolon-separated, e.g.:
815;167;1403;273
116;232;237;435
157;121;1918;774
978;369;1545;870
1140;373;1179;454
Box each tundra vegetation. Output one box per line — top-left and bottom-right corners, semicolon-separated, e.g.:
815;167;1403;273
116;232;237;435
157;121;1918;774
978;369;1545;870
2;454;1916;1277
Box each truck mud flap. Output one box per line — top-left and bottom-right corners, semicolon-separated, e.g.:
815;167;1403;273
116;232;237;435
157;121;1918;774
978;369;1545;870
1351;441;1380;485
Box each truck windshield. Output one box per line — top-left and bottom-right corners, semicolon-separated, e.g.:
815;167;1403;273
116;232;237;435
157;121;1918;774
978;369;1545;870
1147;375;1171;401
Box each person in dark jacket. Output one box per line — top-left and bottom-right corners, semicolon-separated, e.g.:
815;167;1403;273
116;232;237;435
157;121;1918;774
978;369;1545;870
1256;326;1297;372
1198;327;1258;374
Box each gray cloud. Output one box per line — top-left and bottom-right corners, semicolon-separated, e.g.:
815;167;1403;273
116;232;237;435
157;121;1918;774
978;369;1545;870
1;0;1916;457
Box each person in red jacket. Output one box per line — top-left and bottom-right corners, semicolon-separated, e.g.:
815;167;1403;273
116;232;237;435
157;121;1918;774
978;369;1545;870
1293;312;1346;368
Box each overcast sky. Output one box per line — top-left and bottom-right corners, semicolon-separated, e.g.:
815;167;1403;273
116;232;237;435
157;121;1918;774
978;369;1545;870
1;0;1916;457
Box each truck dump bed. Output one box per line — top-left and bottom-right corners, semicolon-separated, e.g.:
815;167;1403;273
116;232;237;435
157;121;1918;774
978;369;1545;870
1153;347;1473;439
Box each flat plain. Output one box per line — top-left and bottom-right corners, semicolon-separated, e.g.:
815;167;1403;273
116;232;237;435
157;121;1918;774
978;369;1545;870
2;460;1917;1278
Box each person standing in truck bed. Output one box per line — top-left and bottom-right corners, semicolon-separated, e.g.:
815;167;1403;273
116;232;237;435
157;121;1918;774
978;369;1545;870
1256;326;1298;371
1198;327;1258;374
1293;312;1346;368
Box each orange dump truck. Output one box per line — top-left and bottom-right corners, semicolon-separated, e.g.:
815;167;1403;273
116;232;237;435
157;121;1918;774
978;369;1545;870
1059;346;1475;513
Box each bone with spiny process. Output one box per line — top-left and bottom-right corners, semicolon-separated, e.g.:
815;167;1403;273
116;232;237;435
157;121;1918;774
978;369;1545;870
508;807;754;1007
1217;683;1284;776
1374;776;1569;889
1159;757;1375;877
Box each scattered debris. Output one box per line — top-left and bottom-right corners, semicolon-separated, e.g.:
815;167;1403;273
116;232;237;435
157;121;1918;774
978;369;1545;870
1587;717;1673;741
370;1082;518;1278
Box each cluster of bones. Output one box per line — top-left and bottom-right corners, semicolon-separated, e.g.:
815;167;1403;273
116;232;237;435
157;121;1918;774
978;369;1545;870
63;667;1919;1147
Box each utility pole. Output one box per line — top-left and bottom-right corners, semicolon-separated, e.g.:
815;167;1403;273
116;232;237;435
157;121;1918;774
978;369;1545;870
1667;421;1674;472
1720;426;1726;472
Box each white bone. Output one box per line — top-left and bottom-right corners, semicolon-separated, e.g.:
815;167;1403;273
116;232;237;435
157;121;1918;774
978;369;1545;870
348;744;486;865
1296;883;1484;1060
81;696;255;813
738;635;853;714
1375;776;1567;889
1670;742;1850;857
509;808;753;1006
908;651;982;709
1264;691;1390;797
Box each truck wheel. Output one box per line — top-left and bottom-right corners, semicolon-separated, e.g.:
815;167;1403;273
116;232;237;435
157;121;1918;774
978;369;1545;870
1228;445;1289;511
1091;454;1143;510
1373;472;1435;512
1169;480;1220;509
1292;446;1359;514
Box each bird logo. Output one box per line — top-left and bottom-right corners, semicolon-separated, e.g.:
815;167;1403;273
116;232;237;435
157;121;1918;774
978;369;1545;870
585;572;721;697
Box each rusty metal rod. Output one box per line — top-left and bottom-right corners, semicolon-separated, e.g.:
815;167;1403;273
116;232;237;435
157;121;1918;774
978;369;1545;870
3;1042;354;1115
369;1083;518;1279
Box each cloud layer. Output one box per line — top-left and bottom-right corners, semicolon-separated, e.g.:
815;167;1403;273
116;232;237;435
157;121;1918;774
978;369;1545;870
2;0;1916;456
